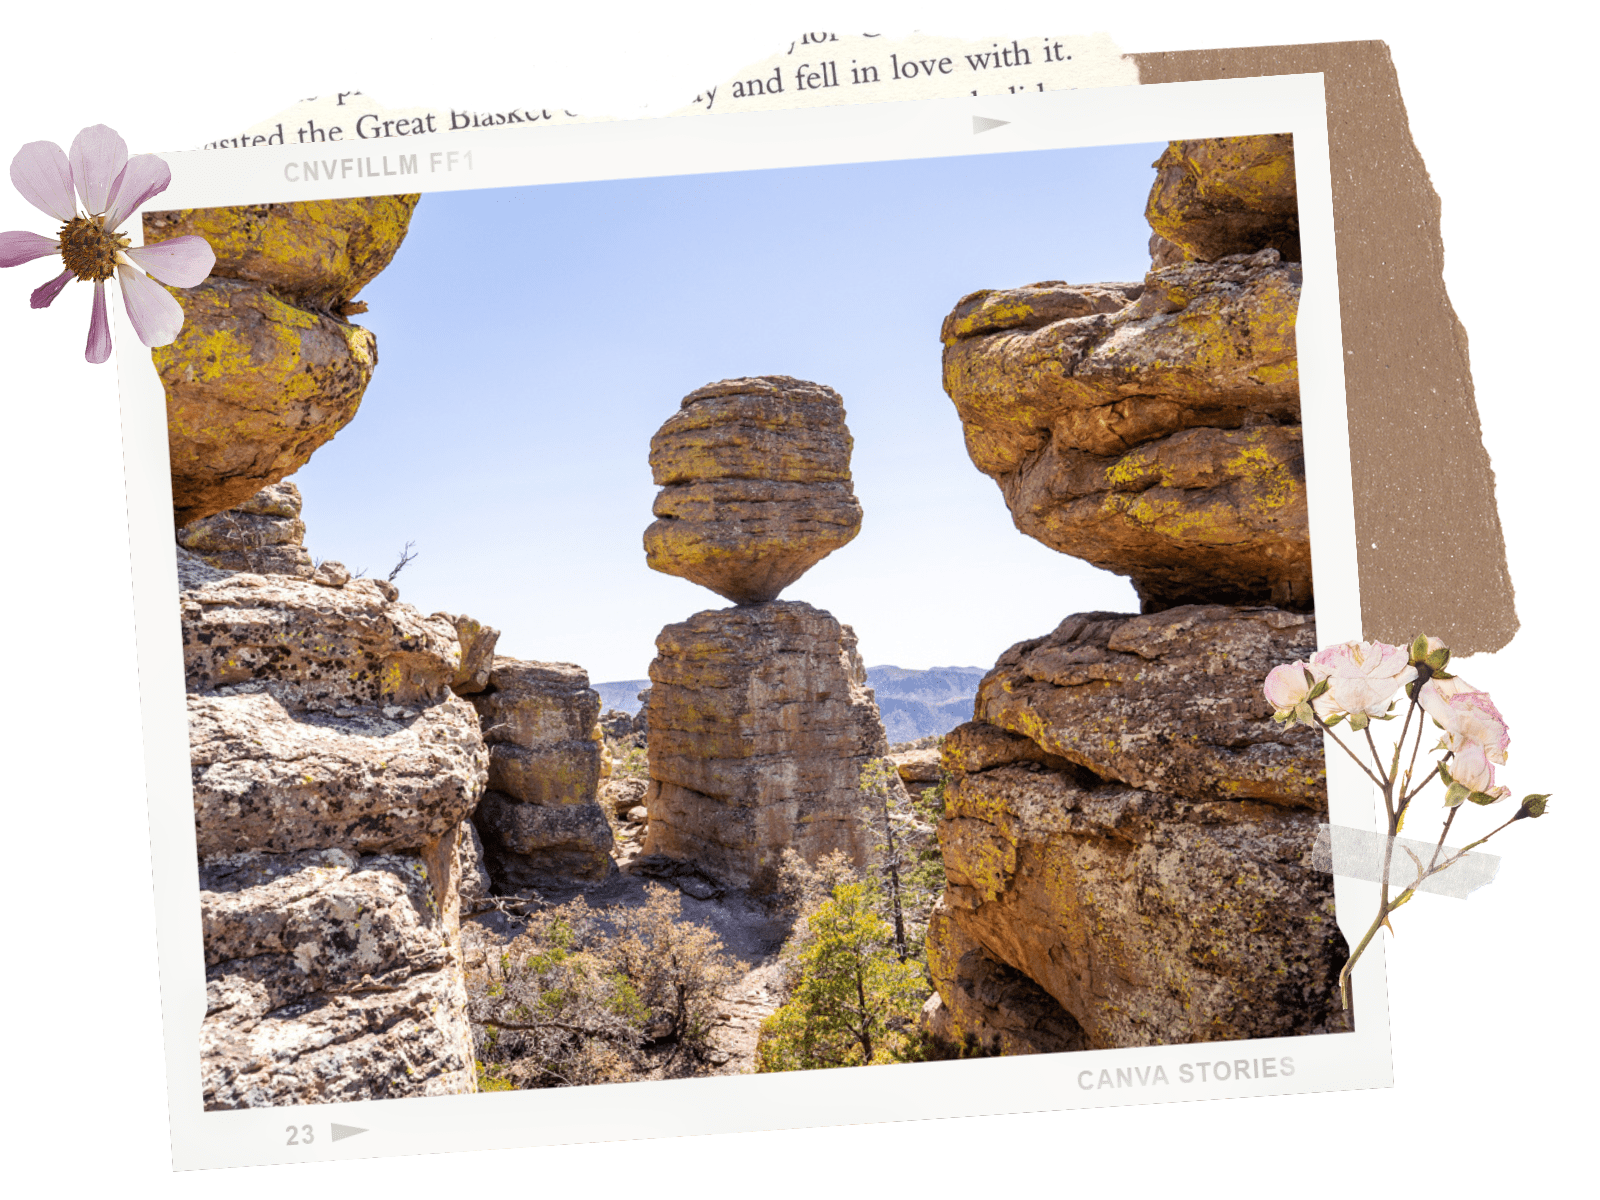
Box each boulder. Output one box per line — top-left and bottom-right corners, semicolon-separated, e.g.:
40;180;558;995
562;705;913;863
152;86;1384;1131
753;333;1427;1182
144;195;420;310
923;902;1089;1056
933;719;1344;1049
971;605;1325;808
199;847;474;1108
467;657;613;886
158;279;378;527
176;481;314;578
1145;136;1300;264
444;614;500;696
181;556;488;1105
643;377;863;604
941;250;1305;611
457;819;492;908
641;601;888;888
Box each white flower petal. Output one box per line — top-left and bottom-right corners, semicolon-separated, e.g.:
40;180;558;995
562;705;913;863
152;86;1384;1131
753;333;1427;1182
69;125;129;216
104;154;173;229
9;141;76;221
126;235;214;288
117;264;185;347
0;230;60;268
86;279;112;363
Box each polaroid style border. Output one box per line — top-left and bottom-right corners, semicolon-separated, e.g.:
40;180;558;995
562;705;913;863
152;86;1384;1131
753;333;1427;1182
114;71;1389;1170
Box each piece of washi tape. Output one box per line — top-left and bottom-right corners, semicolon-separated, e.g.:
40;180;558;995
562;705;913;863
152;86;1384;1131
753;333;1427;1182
1313;823;1500;899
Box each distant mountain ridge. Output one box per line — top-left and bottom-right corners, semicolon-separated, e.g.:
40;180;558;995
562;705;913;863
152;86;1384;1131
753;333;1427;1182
865;665;987;744
593;665;985;743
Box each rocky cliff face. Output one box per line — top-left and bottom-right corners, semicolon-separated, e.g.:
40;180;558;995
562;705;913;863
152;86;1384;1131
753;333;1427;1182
468;657;614;888
941;139;1304;616
642;601;886;888
182;550;485;1107
176;481;314;578
644;376;863;605
145;196;419;527
925;136;1344;1054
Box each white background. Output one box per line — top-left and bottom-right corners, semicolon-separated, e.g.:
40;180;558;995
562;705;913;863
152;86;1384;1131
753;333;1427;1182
0;2;1590;1195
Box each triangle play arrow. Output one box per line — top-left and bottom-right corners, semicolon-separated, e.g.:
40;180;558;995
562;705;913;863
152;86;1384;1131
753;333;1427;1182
972;116;1011;134
330;1124;368;1142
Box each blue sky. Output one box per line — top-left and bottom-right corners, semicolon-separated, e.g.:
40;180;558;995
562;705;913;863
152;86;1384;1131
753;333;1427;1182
292;141;1162;682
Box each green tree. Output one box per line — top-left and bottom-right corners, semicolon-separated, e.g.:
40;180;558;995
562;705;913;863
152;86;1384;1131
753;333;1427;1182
755;880;928;1071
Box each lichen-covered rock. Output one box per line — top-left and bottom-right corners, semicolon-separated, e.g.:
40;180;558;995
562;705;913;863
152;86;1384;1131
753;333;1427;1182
467;657;612;886
941;250;1304;610
189;689;487;858
160;279;378;527
181;571;459;708
1146;136;1299;264
641;601;887;887
931;718;1345;1049
177;481;314;577
923;901;1088;1056
644;377;863;604
972;605;1325;808
145;195;420;309
444;614;500;696
199;847;474;1109
457;820;492;907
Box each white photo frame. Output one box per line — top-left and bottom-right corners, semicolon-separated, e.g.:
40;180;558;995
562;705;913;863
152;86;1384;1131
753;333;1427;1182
114;70;1389;1170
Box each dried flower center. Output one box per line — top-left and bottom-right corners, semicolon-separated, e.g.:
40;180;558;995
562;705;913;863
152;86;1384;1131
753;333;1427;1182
57;215;129;282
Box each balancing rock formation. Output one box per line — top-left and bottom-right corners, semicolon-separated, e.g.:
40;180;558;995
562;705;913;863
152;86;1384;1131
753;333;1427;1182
181;548;487;1107
644;376;863;605
468;658;614;889
941;134;1305;613
641;377;887;887
925;135;1346;1055
145;196;420;527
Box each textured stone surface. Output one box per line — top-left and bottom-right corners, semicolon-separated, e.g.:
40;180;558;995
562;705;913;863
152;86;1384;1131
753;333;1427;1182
923;901;1088;1056
199;848;474;1109
181;570;461;709
641;601;887;887
159;279;378;527
182;559;486;1104
644;377;863;604
972;606;1325;808
467;657;612;887
941;250;1305;610
932;718;1345;1049
444;615;500;696
145;195;420;309
189;688;487;858
1146;136;1300;264
457;820;492;907
177;481;314;578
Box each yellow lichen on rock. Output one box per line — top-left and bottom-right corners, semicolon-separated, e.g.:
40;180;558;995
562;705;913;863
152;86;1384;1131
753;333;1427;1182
144;195;420;308
1145;135;1299;263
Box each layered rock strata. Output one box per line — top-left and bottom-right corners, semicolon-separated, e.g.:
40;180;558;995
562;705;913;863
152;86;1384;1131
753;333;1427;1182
469;657;614;889
930;606;1345;1050
177;481;314;578
181;550;485;1107
145;196;419;527
644;377;863;604
642;601;887;888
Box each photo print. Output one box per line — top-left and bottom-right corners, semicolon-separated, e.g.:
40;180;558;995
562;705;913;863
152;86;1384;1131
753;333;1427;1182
116;74;1384;1166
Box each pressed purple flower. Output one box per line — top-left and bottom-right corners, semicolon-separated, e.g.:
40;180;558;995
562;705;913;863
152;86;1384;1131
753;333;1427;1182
3;124;214;363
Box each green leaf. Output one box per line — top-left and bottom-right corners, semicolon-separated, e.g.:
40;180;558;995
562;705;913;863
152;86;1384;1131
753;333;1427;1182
1307;678;1330;700
1437;761;1454;785
1348;713;1370;732
1433;670;1455;681
1443;782;1470;807
1294;701;1314;725
1426;647;1452;671
1410;635;1430;662
1468;790;1504;806
1324;712;1346;727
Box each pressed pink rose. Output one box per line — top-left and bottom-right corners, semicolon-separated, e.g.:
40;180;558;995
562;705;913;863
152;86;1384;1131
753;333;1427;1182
1448;738;1509;801
1309;640;1417;719
1263;661;1323;714
1419;676;1509;765
2;125;213;363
